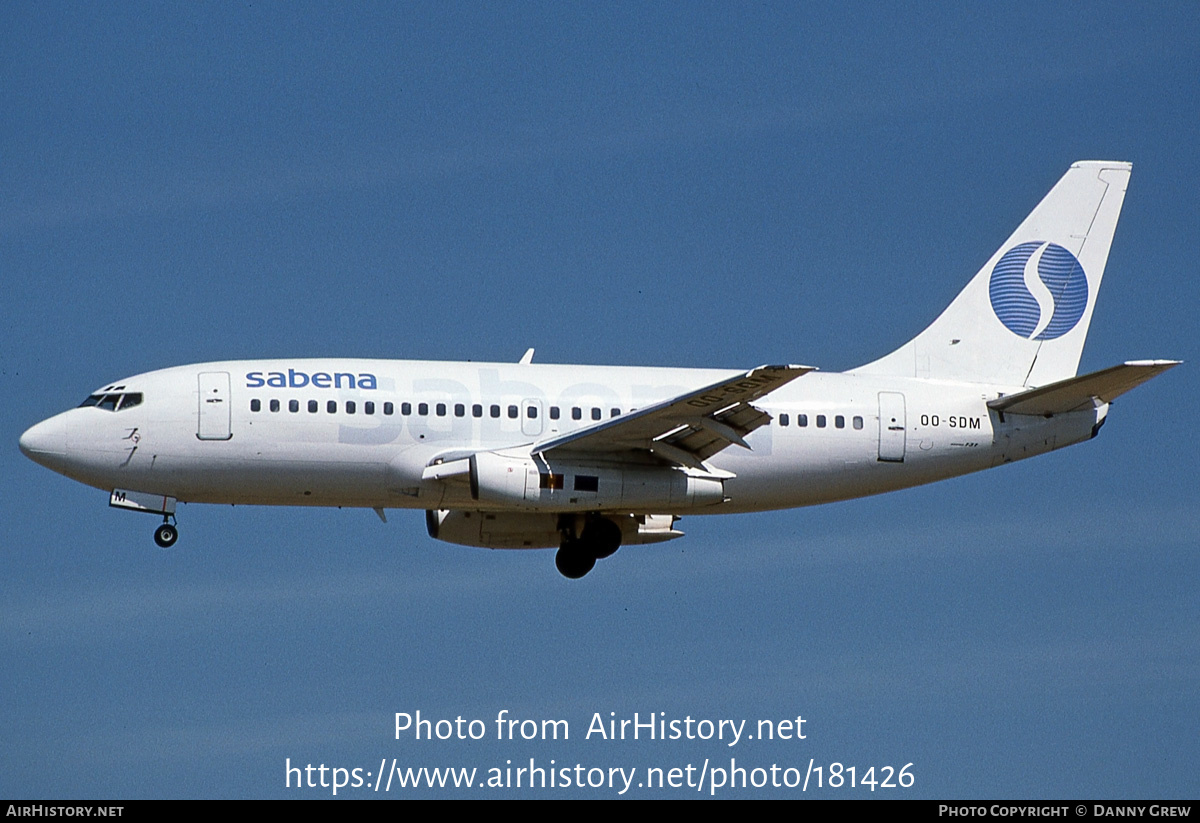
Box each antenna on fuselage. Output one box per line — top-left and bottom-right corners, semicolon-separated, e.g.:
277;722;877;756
519;348;535;365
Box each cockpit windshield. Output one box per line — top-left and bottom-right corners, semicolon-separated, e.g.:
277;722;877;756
78;392;143;411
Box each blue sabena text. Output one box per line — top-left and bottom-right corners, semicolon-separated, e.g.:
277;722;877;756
245;369;378;390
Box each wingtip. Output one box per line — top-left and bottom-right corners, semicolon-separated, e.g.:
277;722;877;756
1123;359;1182;368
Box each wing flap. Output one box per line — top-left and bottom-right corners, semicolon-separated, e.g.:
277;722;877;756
533;364;813;465
988;360;1180;416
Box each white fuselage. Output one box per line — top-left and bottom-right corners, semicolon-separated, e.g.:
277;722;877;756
20;358;1103;516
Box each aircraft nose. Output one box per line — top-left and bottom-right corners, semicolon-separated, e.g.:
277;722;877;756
19;413;69;467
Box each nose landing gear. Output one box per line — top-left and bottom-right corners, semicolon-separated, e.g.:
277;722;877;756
109;489;182;549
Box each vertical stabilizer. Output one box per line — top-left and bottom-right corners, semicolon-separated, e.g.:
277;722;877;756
854;161;1131;387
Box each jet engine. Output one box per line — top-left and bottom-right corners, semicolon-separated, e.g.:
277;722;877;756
467;451;725;512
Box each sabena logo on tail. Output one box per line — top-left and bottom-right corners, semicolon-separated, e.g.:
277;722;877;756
855;161;1131;387
988;241;1088;341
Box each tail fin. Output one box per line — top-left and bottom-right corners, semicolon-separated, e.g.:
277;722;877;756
854;161;1132;387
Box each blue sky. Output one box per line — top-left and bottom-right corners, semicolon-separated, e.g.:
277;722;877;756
3;2;1196;798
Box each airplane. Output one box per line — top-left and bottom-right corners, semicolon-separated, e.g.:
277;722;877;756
19;161;1179;578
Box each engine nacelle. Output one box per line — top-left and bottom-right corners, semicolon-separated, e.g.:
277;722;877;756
468;451;725;512
426;509;561;548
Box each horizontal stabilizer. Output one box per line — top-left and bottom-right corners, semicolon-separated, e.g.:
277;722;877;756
988;360;1180;416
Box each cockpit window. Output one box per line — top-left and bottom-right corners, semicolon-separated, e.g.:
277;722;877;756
78;392;144;411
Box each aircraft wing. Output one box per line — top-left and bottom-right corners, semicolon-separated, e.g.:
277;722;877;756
988;360;1181;416
531;364;813;469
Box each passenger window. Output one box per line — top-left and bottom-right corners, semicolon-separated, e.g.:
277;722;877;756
853;415;863;430
270;399;280;413
490;405;501;418
549;406;560;420
508;405;518;419
779;413;789;426
418;403;428;416
571;407;582;420
401;402;411;415
289;399;299;413
527;406;537;419
611;408;620;418
347;401;356;414
591;408;601;421
308;400;318;413
436;403;446;417
798;414;808;427
250;399;261;412
454;403;464;417
816;414;826;428
835;415;845;429
384;402;394;415
472;404;483;418
328;400;337;413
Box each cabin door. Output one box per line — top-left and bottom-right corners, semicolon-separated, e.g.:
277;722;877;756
197;372;233;440
877;391;906;462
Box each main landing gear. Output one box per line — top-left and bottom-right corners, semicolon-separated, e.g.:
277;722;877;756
555;516;622;579
153;517;179;549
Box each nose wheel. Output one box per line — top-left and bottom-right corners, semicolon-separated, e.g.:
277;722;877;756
153;520;179;549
